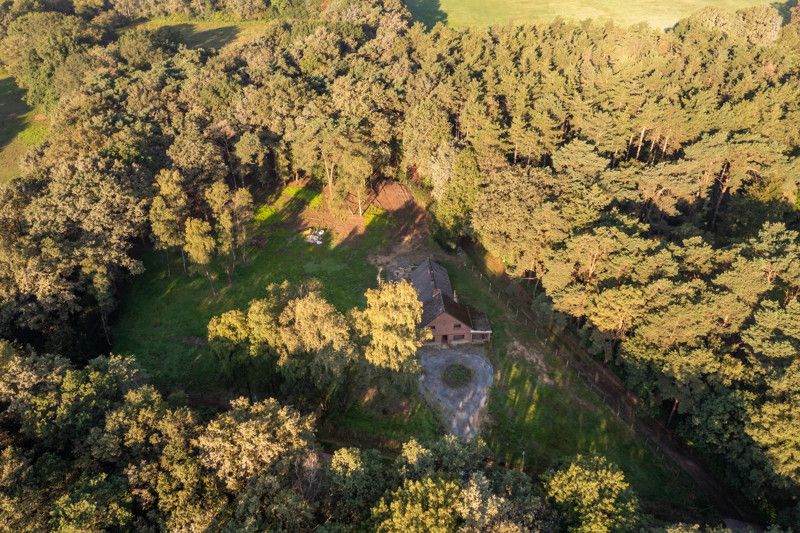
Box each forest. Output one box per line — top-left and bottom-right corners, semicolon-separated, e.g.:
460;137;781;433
0;0;798;530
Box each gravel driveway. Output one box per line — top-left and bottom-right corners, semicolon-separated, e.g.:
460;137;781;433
418;345;493;440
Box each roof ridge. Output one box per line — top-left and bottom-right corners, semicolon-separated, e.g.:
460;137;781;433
427;257;438;292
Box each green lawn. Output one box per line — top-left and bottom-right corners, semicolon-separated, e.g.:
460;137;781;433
113;185;440;441
0;70;48;183
407;0;777;29
322;401;441;452
114;183;716;521
135;15;275;48
114;186;385;393
441;255;717;523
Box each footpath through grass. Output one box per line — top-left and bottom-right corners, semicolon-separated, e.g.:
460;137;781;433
407;0;776;29
0;70;48;183
440;254;717;523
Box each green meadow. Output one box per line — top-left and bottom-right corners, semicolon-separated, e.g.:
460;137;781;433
135;15;275;48
406;0;779;29
113;186;440;445
113;183;715;521
441;256;716;522
0;70;47;183
113;186;385;393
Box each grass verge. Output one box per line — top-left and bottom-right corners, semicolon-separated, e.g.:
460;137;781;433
440;254;717;523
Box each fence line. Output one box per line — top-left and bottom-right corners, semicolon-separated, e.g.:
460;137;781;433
460;256;748;510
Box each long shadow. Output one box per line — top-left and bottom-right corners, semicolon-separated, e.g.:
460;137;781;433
0;74;30;151
404;0;447;29
153;23;241;49
771;0;798;24
111;183;394;403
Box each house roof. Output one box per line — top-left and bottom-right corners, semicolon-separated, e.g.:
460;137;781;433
409;258;453;299
409;258;474;329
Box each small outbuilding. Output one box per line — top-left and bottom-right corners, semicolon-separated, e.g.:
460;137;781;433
409;258;492;345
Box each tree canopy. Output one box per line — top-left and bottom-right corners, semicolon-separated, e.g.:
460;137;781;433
0;0;798;527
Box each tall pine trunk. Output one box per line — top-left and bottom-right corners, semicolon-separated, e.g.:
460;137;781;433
325;162;335;212
635;127;646;160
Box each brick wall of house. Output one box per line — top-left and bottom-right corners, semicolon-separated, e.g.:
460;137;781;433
425;312;472;344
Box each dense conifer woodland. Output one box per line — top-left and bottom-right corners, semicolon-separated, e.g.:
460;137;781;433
0;0;799;530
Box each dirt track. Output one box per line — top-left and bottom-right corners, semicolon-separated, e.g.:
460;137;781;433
462;245;757;525
370;184;755;524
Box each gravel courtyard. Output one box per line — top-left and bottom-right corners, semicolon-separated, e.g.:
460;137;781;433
418;345;493;440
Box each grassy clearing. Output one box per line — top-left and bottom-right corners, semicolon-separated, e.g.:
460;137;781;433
440;255;717;522
407;0;777;29
136;15;274;48
0;70;48;183
322;400;441;452
113;184;438;442
114;186;384;393
115;182;716;519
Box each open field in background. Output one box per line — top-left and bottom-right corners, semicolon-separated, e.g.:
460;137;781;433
0;70;47;183
407;0;782;28
135;0;792;50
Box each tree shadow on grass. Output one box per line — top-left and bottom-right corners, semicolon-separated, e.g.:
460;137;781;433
0;75;30;151
405;0;447;29
771;0;797;24
154;23;241;49
112;183;392;400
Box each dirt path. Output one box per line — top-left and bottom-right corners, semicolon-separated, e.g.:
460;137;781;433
461;245;757;525
370;185;755;523
418;345;493;440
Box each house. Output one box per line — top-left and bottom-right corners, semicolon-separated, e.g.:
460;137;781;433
409;258;492;345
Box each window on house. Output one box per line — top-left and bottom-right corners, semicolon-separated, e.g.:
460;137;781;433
429;325;435;331
454;323;462;329
453;335;465;341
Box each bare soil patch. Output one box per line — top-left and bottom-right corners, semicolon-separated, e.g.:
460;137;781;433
369;181;432;275
508;340;553;385
287;180;427;246
300;199;366;241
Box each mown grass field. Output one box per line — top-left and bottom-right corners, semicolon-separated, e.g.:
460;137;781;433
406;0;778;28
0;70;47;183
440;255;717;522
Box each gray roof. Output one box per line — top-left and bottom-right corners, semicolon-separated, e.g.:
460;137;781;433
409;258;474;328
409;258;453;299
